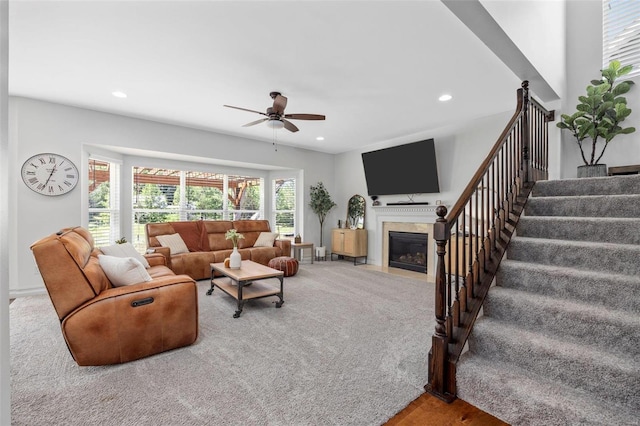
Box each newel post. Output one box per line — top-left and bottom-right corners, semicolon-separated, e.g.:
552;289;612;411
426;205;455;401
521;80;531;183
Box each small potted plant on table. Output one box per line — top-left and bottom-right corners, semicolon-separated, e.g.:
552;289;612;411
225;229;244;269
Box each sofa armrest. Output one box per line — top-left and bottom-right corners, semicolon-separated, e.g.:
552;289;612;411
150;246;172;269
62;275;198;365
274;239;291;255
144;252;167;267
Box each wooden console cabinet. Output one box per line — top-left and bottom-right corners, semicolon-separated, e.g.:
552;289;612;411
331;228;367;265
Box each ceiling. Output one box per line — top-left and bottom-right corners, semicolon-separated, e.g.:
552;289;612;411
9;1;522;154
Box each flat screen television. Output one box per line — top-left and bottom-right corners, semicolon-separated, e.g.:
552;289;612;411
361;139;440;196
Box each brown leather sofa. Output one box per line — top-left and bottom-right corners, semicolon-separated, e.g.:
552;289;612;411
30;227;198;366
145;219;291;280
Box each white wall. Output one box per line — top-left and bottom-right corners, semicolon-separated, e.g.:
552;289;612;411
334;109;514;266
562;0;640;177
481;0;567;101
9;97;335;296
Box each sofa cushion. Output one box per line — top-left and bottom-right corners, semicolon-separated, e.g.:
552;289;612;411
100;242;150;268
203;220;234;251
253;232;279;248
157;233;189;255
146;222;176;248
98;255;153;287
171;221;207;252
233;220;271;249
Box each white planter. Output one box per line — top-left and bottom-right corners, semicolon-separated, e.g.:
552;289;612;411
316;246;326;258
229;247;241;269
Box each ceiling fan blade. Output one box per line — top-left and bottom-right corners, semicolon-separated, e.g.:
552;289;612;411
284;113;326;121
242;118;269;127
224;105;267;116
273;94;288;115
282;119;299;133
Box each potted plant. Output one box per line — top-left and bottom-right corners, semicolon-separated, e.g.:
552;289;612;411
308;182;336;258
225;228;244;269
557;60;636;177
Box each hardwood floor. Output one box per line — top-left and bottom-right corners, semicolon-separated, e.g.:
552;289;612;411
384;392;508;426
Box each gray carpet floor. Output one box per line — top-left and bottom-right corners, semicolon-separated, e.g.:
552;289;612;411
456;174;640;425
11;262;433;426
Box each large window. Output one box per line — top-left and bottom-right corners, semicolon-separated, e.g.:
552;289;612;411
273;178;296;238
88;158;120;247
132;167;263;250
603;0;640;77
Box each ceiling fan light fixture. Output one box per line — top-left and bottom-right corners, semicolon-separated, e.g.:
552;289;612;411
267;119;285;129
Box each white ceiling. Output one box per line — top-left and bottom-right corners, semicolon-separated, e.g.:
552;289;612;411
9;0;522;154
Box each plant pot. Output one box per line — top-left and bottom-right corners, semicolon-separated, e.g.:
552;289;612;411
315;246;326;261
229;247;241;269
577;164;607;178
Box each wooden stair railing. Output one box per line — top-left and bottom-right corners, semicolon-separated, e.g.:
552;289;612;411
425;81;555;402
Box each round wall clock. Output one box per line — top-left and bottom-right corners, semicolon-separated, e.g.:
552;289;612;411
21;153;79;196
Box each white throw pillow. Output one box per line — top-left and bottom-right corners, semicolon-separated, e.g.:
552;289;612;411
98;255;152;287
253;232;279;248
156;233;189;254
100;242;150;268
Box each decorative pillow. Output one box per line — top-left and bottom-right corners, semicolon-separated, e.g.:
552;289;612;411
100;242;150;268
156;233;189;254
253;232;279;248
98;255;152;287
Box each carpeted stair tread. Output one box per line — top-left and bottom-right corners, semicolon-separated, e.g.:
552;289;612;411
532;174;640;197
517;216;640;245
456;354;639;426
469;318;640;409
525;194;640;218
484;286;640;356
508;236;640;276
497;259;640;313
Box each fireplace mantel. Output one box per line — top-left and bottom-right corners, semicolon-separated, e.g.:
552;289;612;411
372;205;439;215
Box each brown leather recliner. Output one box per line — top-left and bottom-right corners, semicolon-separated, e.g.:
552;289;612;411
30;227;199;366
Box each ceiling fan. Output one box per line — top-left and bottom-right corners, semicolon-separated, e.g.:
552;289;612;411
224;92;325;133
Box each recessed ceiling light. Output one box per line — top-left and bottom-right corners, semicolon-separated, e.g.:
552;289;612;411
439;94;452;102
316;136;325;141
112;91;127;98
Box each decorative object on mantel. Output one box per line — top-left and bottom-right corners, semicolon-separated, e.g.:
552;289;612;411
556;60;635;178
371;195;380;206
346;194;366;229
309;182;336;259
225;229;244;269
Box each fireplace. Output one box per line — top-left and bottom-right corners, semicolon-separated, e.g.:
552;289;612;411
388;231;428;273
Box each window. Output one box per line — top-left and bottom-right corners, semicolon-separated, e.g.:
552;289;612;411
132;167;264;251
88;158;120;247
273;178;296;238
603;0;640;77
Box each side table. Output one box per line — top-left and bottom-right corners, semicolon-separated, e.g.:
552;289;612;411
291;242;314;264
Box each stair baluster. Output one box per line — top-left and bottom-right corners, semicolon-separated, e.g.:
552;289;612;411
426;81;554;401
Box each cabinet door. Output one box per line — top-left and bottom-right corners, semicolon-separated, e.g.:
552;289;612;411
343;230;356;255
332;229;344;253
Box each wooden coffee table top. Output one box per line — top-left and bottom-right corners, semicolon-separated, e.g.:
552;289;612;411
211;260;283;281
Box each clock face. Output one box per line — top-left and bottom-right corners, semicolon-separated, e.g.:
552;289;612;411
21;153;79;196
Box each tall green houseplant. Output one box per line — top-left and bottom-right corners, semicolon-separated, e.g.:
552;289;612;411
557;60;636;169
309;182;336;247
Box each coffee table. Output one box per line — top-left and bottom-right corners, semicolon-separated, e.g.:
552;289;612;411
207;260;284;318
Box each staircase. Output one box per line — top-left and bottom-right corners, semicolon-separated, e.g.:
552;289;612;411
455;174;640;426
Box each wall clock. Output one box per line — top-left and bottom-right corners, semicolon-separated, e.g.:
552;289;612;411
21;153;79;196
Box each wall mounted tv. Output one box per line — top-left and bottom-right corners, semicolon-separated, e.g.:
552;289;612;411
361;139;440;196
